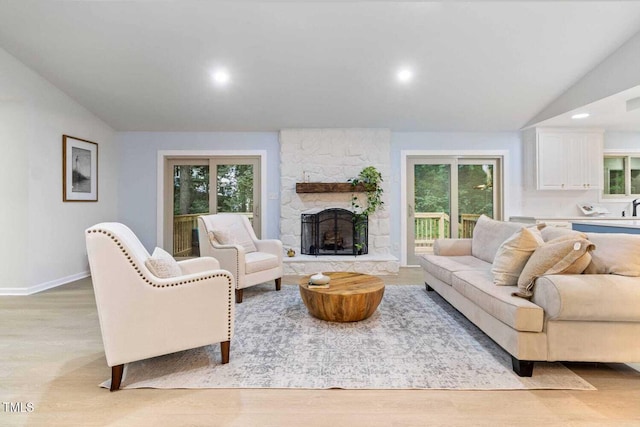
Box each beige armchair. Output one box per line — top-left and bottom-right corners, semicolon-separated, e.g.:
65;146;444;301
85;222;234;391
198;214;283;303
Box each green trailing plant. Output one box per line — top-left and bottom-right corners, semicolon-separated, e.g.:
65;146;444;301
349;166;384;253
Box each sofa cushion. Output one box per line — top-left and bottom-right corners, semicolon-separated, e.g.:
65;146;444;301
583;232;640;276
492;227;544;286
532;274;640;322
418;254;491;285
245;251;279;274
433;238;473;256
452;270;544;332
145;247;182;278
471;215;528;263
516;235;595;298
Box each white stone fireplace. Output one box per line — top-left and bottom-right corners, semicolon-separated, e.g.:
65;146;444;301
279;129;399;275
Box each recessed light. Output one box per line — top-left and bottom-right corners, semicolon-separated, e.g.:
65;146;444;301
212;69;230;85
397;68;413;83
571;113;590;119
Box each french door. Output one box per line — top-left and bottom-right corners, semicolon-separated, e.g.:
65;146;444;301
165;156;261;256
407;156;501;265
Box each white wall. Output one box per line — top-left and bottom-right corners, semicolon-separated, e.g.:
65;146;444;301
0;99;28;288
605;131;640;149
116;132;280;251
0;47;117;294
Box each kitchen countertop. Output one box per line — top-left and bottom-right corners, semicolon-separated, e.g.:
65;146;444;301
510;216;636;221
571;220;640;229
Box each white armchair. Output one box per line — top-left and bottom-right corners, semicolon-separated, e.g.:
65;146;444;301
198;213;283;303
85;222;235;391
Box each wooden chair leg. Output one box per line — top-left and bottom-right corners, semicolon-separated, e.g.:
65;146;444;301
110;364;124;392
221;341;230;364
235;289;243;303
275;277;282;291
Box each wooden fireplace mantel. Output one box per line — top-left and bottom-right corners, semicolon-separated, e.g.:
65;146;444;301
295;182;373;193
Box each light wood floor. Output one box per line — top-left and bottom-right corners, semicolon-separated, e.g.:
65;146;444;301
1;268;639;426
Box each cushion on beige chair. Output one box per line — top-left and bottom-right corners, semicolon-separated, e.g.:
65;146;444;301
145;247;182;278
210;222;257;253
492;226;544;286
245;252;280;274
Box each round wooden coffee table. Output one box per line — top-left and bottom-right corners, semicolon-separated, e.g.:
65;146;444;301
299;272;385;322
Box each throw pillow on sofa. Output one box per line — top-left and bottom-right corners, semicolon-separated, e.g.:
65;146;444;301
514;235;595;298
471;215;531;263
540;226;586;242
583;232;640;276
492;226;544;286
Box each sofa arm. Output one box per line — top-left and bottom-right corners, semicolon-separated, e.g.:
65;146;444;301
532;274;640;322
434;238;473;256
255;239;283;260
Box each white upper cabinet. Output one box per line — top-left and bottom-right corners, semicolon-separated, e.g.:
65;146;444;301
524;128;604;190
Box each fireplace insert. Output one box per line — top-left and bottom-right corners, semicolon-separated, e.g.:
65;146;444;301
301;208;368;256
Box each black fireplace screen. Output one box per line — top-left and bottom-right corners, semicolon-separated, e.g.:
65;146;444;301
301;208;368;256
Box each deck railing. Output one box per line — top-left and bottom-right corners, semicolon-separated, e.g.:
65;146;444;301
414;212;481;250
173;212;254;257
414;212;450;248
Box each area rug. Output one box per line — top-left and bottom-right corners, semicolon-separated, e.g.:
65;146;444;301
102;284;595;390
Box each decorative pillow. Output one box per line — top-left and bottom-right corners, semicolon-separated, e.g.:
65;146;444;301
145;247;182;278
583;233;640;276
492;226;544;286
210;222;257;253
540;227;586;243
208;229;231;245
515;236;595;298
471;215;529;263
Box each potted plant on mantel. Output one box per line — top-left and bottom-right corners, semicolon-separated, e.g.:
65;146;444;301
349;166;384;255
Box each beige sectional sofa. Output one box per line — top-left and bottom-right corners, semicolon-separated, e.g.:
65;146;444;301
418;216;640;376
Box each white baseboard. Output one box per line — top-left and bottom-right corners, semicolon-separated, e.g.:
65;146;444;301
0;271;90;296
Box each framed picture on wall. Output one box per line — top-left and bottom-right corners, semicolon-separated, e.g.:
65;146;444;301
62;135;98;202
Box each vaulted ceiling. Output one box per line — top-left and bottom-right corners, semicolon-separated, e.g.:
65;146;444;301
1;1;640;132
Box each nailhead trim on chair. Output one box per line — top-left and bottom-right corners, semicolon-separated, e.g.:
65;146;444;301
208;238;241;291
87;229;234;338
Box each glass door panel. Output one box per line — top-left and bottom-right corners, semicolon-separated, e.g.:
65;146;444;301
414;163;452;247
172;162;210;257
408;159;454;265
457;162;495;238
212;157;260;237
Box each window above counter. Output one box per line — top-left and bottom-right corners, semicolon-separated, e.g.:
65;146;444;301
603;152;640;199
